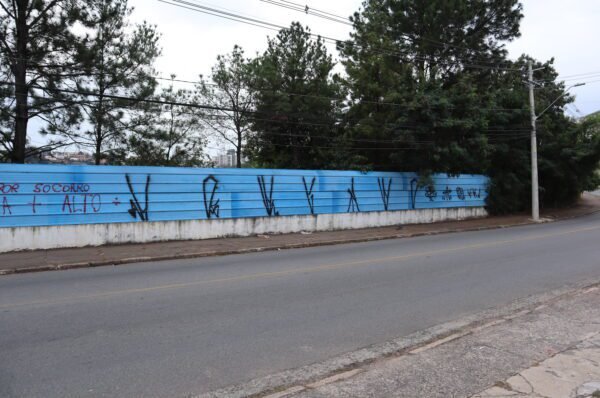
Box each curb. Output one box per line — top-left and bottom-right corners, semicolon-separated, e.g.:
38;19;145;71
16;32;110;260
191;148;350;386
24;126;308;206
0;221;532;276
192;279;600;398
1;206;598;276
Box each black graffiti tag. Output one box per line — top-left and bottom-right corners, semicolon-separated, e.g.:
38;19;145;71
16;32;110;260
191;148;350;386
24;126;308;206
347;177;360;213
302;176;316;215
442;186;452;201
467;188;482;199
378;177;392;211
2;196;11;215
258;175;279;217
125;174;150;221
203;175;220;218
409;178;419;209
425;185;437;202
456;187;466;200
28;195;42;214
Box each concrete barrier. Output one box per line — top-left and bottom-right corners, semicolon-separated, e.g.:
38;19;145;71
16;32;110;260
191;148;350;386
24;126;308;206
0;206;487;253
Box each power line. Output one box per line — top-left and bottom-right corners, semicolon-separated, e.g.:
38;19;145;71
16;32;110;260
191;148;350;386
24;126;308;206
560;73;600;82
160;0;524;72
260;0;352;25
260;0;519;68
580;78;600;85
559;70;600;79
9;83;533;150
222;135;530;151
19;84;531;136
277;0;349;21
157;75;530;113
0;53;576;116
53;129;529;154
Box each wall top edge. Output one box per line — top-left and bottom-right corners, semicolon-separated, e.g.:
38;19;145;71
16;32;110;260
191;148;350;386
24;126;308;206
0;163;488;179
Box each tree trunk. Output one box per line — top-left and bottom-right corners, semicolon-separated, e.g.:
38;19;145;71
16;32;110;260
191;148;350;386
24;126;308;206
94;97;104;165
11;1;29;164
13;78;28;163
94;134;102;165
236;131;242;168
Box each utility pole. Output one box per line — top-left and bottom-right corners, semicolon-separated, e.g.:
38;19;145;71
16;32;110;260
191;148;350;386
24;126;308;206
527;60;540;221
527;61;585;222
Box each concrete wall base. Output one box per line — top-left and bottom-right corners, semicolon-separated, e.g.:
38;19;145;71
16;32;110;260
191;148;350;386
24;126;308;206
0;207;487;253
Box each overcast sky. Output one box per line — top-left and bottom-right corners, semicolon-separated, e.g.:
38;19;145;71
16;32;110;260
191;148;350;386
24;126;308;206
127;0;600;118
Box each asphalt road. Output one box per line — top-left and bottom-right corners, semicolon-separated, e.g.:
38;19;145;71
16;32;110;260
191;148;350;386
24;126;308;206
2;214;600;398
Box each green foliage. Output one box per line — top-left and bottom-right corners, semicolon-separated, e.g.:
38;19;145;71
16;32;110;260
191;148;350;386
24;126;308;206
486;56;600;213
196;45;254;168
127;76;209;167
340;0;524;175
246;22;346;169
539;119;600;206
0;0;85;162
50;0;161;165
340;0;600;213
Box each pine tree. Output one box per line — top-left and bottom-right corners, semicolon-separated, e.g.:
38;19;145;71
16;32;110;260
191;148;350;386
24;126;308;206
56;0;160;165
247;22;345;169
339;0;524;175
128;76;208;167
0;0;85;163
340;0;600;212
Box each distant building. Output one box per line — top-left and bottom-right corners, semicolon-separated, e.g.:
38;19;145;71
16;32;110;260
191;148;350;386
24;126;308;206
216;149;238;168
40;151;98;165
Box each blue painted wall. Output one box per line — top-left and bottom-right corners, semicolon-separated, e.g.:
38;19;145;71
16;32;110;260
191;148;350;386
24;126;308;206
0;164;488;228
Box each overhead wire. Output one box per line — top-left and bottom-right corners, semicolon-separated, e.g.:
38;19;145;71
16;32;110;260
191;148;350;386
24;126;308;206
10;0;582;153
10;0;591;153
16;83;531;136
259;0;519;69
5;82;532;151
558;70;600;79
160;0;524;72
156;75;530;113
0;56;524;113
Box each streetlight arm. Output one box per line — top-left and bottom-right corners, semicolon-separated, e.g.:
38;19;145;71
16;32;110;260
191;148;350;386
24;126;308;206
535;83;585;120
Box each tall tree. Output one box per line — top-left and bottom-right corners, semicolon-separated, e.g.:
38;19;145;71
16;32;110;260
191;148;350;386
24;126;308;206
247;22;345;169
54;0;160;165
197;45;254;168
127;76;208;167
0;0;84;163
341;0;600;213
339;0;524;174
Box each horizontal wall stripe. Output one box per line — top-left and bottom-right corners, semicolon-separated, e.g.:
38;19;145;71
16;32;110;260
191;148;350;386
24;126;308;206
0;196;486;208
0;200;483;215
0;164;485;177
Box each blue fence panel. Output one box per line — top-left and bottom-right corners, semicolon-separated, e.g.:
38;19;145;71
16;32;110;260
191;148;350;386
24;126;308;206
0;164;488;227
